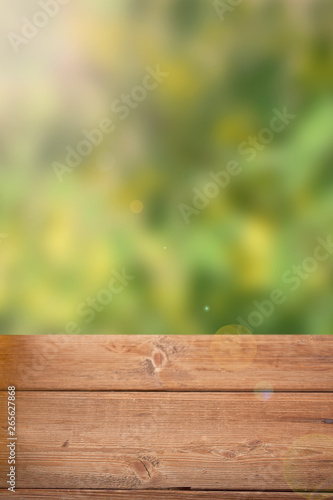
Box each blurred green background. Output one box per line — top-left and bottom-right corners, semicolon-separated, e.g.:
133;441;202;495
1;0;333;334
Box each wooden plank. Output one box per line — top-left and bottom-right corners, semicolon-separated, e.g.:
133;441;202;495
1;335;333;391
1;392;332;490
0;491;313;499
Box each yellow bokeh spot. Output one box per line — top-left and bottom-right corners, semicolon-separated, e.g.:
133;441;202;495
238;218;275;289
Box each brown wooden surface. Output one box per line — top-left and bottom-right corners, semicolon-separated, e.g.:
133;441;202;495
1;335;333;391
0;491;315;499
1;391;333;490
1;335;333;497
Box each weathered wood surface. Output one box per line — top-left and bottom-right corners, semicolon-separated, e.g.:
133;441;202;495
0;491;315;499
1;335;332;496
1;392;332;490
1;335;332;391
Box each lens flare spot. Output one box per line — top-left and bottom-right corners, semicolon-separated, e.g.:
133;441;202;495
283;434;333;500
130;200;144;214
254;381;274;401
210;325;257;372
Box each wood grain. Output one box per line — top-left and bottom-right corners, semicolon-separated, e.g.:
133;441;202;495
0;491;315;499
1;392;332;490
1;335;333;391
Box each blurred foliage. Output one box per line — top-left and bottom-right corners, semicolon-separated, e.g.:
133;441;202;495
1;0;333;334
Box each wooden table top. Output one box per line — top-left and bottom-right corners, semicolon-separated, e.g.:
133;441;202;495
1;335;333;499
